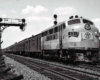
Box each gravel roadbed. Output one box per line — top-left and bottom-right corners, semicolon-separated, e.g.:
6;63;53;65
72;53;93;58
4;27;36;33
4;55;51;80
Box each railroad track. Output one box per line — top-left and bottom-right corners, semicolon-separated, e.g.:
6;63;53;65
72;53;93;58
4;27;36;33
0;55;23;80
5;54;100;80
69;63;100;74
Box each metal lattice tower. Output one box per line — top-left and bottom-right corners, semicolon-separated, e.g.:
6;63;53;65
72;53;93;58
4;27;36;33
0;17;26;72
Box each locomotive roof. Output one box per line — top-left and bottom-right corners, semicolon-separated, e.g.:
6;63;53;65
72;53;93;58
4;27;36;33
41;17;94;33
41;20;66;33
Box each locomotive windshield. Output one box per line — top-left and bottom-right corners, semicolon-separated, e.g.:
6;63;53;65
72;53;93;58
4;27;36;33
68;19;80;25
83;19;93;25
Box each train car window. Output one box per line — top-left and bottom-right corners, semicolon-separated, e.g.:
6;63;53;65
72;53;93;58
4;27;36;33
83;19;93;25
46;35;52;41
46;35;51;41
44;31;47;36
49;29;53;34
54;26;58;33
52;33;58;40
68;19;80;25
42;32;44;37
44;32;46;36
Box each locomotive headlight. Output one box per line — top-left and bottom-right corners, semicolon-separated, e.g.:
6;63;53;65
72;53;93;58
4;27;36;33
95;32;97;34
95;32;99;37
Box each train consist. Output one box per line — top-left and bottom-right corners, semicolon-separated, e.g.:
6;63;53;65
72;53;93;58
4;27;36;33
3;15;100;62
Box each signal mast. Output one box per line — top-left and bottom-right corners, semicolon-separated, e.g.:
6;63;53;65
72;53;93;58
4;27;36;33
0;17;26;76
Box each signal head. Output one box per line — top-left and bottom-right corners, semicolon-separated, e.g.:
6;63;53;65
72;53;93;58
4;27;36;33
0;18;3;22
54;21;57;25
20;24;25;31
22;19;26;23
54;14;57;19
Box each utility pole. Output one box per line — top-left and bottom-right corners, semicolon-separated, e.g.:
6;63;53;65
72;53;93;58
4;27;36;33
0;18;26;73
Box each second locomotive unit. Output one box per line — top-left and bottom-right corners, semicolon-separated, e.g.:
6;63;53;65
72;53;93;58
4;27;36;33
5;15;100;62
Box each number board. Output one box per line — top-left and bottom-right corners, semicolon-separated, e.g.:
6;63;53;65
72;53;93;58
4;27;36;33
68;32;79;37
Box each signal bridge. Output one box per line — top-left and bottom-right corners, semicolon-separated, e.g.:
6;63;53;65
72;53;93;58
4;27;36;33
0;18;26;32
0;17;26;75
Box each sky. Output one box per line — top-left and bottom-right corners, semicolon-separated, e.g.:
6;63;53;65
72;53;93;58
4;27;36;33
1;0;100;48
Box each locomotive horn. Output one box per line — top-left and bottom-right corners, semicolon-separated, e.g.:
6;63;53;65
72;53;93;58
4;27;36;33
69;16;73;19
75;15;78;18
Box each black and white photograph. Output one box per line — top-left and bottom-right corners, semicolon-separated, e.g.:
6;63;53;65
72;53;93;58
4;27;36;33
0;0;100;80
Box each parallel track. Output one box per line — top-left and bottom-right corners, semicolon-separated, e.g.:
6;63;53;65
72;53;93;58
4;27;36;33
5;54;100;80
69;63;100;74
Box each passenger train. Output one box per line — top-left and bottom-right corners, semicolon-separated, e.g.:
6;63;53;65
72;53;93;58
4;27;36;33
3;15;100;62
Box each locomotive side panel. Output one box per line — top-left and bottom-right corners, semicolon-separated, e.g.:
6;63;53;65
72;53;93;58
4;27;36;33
30;37;34;52
50;33;59;49
30;33;41;52
30;37;36;52
30;36;38;52
13;43;17;53
14;40;25;55
25;38;29;53
37;34;41;51
43;32;59;50
41;23;66;51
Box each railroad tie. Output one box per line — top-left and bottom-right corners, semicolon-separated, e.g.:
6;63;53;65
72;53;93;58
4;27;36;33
3;68;11;74
7;75;24;80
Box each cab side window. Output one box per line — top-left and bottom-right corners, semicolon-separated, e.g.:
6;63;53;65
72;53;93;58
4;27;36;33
49;29;53;34
83;19;93;25
54;26;58;33
45;31;48;36
42;32;44;37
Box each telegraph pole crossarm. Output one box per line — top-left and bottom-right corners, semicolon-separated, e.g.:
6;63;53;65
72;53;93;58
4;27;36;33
0;17;26;79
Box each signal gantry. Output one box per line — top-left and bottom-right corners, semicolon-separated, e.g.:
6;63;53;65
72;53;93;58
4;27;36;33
0;17;26;79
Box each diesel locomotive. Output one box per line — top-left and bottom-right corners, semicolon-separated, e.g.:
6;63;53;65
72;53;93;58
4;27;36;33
4;15;100;62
